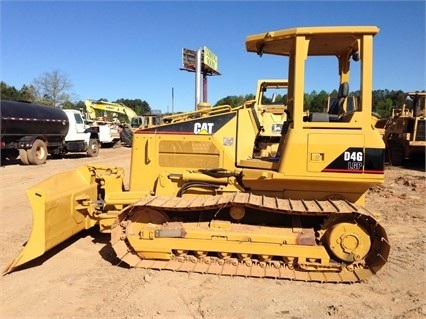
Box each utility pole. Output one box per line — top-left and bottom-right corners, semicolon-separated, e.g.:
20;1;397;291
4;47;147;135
171;87;174;113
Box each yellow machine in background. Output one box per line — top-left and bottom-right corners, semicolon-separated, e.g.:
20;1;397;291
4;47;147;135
85;99;139;124
383;92;426;165
5;26;390;283
84;99;162;146
80;99;122;147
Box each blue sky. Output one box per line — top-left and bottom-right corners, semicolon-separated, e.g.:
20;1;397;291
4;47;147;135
1;1;425;113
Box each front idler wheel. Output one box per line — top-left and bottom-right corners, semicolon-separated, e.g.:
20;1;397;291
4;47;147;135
322;217;371;263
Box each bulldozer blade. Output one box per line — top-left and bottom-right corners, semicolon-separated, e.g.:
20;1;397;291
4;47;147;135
3;166;98;275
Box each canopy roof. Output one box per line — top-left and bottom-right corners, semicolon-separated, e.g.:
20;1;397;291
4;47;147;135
246;26;380;56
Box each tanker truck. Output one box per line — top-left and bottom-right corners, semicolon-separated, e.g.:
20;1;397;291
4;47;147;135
1;100;100;165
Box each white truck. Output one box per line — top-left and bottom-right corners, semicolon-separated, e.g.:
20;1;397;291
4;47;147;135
62;109;100;158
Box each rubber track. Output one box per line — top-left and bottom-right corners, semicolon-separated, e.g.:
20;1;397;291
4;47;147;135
111;193;390;283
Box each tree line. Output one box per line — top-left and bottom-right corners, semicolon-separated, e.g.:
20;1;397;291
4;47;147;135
0;69;421;118
215;89;420;118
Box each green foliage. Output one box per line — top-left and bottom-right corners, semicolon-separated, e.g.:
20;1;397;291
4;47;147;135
372;89;403;117
114;98;151;115
19;85;38;103
0;82;20;101
374;98;394;117
1;82;38;103
61;100;76;110
214;94;255;108
0;79;412;119
303;90;331;112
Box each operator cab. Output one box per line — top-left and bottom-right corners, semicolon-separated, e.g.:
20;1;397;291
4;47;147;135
241;26;382;174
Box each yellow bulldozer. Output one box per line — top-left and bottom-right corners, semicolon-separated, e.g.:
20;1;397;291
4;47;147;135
383;91;426;166
4;26;390;283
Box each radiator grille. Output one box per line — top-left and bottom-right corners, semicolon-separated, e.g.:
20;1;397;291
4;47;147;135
415;119;426;141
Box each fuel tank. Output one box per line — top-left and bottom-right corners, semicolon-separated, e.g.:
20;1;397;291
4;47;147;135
1;100;69;138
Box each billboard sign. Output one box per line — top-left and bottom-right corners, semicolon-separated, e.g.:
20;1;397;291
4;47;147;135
203;46;218;73
182;48;197;70
181;47;221;75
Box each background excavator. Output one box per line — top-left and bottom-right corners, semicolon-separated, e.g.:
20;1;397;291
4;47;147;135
5;26;390;283
84;99;162;146
82;99;121;147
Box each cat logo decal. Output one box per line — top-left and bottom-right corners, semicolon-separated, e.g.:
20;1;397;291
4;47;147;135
194;122;214;135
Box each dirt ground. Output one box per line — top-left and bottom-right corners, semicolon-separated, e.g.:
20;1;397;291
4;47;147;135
1;146;425;319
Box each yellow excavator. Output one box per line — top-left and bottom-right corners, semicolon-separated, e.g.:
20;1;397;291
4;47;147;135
4;26;390;283
84;99;162;146
84;99;138;124
84;99;137;146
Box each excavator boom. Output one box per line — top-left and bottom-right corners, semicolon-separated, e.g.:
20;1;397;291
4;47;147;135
84;99;138;123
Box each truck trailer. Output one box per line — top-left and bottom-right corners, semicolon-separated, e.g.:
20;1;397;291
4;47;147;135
1;100;100;165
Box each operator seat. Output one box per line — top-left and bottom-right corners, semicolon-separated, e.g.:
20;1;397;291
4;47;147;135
274;109;292;158
328;82;349;115
307;82;349;122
